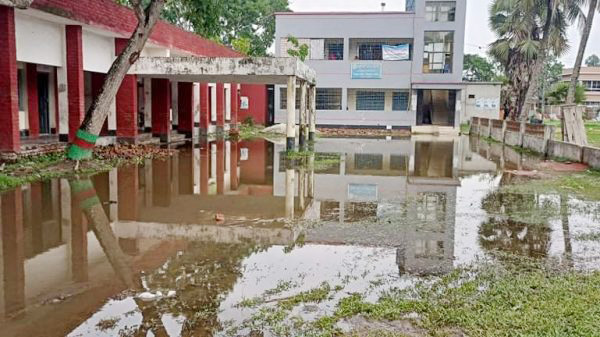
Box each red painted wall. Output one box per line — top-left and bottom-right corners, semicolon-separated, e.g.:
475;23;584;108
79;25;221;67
239;84;268;125
239;139;269;184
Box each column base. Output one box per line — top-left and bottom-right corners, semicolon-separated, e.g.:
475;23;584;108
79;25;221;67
144;127;152;133
153;133;170;143
286;137;295;152
117;136;138;144
309;132;315;142
59;134;69;142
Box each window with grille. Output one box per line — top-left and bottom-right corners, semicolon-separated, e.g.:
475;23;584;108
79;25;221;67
356;91;385;110
392;92;409;111
316;88;342;110
279;87;301;109
423;31;454;73
425;1;456;22
358;42;384;60
583;81;600;91
324;39;344;60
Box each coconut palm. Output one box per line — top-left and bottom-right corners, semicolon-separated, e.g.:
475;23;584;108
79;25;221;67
489;0;582;120
567;0;600;104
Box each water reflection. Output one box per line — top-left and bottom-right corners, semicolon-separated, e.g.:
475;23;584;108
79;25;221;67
0;135;599;336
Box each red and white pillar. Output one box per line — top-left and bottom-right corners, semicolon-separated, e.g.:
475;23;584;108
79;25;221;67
216;139;225;194
199;83;210;136
230;83;239;131
115;39;138;142
0;6;20;152
216;83;225;132
151;78;171;143
65;25;85;142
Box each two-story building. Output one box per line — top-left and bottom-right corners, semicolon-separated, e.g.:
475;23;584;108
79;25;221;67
274;0;467;132
562;67;600;112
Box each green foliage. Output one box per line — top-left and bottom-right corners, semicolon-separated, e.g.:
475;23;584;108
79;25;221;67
463;54;501;82
546;81;586;105
586;54;600;67
286;35;309;61
231;37;251;55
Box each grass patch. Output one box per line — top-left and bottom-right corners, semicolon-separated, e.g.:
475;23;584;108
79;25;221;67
460;123;470;135
545;120;600;147
504;169;600;200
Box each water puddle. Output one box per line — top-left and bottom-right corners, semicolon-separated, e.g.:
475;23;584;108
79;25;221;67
1;136;599;336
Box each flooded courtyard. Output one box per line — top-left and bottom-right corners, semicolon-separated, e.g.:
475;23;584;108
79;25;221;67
1;136;600;337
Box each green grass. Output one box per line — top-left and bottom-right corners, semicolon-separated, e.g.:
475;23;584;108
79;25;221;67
460;123;470;135
545;120;600;147
504;169;600;200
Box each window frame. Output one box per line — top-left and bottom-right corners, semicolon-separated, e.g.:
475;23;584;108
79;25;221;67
425;1;457;22
324;39;344;61
392;91;410;111
423;31;454;74
356;90;386;111
316;88;343;110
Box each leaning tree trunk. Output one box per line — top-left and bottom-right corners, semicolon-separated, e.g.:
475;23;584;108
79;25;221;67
521;0;555;121
567;0;598;104
67;0;165;161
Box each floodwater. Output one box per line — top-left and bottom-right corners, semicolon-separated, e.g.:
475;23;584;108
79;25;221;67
1;135;600;337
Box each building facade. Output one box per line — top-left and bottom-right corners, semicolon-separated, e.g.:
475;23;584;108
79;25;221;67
0;0;254;154
562;67;600;111
274;0;467;130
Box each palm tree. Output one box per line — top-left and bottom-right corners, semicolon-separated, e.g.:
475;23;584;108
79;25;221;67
489;0;580;120
567;0;600;104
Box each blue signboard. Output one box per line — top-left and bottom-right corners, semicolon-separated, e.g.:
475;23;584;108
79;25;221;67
351;63;382;79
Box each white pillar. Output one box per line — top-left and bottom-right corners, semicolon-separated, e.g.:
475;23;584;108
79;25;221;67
299;81;307;149
286;76;296;151
309;85;317;141
285;169;295;219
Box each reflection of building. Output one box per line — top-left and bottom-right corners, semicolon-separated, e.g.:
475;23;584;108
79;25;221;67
0;138;294;335
274;1;467;130
273;137;486;275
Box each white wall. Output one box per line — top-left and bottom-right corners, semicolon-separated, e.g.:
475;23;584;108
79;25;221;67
82;30;115;73
462;84;502;121
15;13;63;67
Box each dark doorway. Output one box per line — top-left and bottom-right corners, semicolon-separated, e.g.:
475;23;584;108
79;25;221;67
416;89;456;127
267;85;275;126
37;72;50;134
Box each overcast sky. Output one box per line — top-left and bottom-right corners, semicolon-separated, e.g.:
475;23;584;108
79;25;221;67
288;0;600;67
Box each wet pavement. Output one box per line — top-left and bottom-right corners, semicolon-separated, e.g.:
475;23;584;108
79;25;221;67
0;135;599;336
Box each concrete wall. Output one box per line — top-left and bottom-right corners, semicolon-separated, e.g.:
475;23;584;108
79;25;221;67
504;130;521;147
239;84;268;125
15;12;63;67
461;83;501;121
82;29;115;73
548;140;583;162
583;146;600;168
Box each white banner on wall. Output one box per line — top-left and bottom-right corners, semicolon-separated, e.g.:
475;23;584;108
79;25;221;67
240;97;249;110
382;44;410;61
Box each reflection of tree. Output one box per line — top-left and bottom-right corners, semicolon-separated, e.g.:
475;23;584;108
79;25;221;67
142;242;260;336
69;178;259;336
479;191;553;258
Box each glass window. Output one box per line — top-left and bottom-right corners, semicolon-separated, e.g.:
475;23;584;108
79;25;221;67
425;1;456;22
358;42;383;60
279;87;301;110
354;154;383;170
356;90;385;110
583;81;600;91
423;31;454;73
316;88;342;110
392;92;409;111
324;39;344;60
17;68;26;111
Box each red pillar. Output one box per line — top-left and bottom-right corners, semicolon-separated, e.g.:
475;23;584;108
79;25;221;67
177;82;194;138
118;165;139;220
216;139;225;194
199;83;210;136
230;140;239;191
151;78;171;142
231;83;239;131
152;158;172;206
200;138;209;195
115;38;138;142
0;6;20;152
178;150;194;194
26;63;40;138
1;188;25;316
66;25;85;142
216;83;225;131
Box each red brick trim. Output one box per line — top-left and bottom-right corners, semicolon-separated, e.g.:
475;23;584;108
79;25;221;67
0;6;20;152
65;25;85;142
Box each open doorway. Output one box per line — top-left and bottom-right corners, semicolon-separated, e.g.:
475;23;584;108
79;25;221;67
37;72;50;134
416;89;456;126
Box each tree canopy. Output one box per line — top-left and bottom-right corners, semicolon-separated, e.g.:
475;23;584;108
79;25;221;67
116;0;290;56
463;54;501;82
546;82;586;105
586;54;600;67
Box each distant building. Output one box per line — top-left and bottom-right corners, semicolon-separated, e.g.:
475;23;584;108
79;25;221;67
274;0;469;132
562;67;600;111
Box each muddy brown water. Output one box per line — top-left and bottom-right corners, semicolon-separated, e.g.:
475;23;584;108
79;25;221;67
0;136;599;337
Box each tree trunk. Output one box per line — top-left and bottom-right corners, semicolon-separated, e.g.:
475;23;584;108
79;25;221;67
521;0;555;121
67;0;165;161
567;0;598;104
